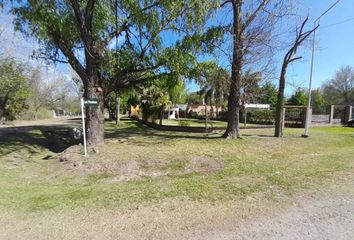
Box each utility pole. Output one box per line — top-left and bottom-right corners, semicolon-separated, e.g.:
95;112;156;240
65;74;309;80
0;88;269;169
303;0;341;137
303;19;318;137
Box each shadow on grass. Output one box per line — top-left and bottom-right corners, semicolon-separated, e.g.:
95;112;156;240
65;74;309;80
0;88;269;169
0;125;79;157
105;119;222;141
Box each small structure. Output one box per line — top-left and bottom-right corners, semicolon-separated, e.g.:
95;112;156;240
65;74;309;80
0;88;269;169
53;107;66;117
130;105;140;117
166;107;180;119
175;104;188;117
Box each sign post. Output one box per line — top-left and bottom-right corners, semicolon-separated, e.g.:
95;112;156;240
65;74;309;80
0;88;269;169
80;98;88;157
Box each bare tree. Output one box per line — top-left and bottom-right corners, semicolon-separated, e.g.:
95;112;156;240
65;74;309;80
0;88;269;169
274;17;318;137
219;0;294;139
322;66;354;105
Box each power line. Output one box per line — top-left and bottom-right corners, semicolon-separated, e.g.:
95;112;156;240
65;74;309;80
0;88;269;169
317;0;342;20
321;17;354;29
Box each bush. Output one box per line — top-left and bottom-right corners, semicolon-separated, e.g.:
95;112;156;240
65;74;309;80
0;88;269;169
246;109;275;125
178;120;191;127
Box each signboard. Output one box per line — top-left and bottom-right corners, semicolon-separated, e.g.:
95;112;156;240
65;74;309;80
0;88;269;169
83;98;99;107
245;104;270;109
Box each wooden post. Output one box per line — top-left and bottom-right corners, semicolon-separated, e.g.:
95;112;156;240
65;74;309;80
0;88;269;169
281;107;286;135
344;105;352;124
329;105;334;126
115;92;120;125
349;106;352;121
244;108;247;128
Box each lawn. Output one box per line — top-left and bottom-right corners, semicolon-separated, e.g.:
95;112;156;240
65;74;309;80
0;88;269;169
161;118;268;128
0;118;354;215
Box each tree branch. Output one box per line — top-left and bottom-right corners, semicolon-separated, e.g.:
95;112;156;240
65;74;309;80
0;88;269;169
220;0;232;8
84;0;95;33
102;21;129;46
242;0;270;32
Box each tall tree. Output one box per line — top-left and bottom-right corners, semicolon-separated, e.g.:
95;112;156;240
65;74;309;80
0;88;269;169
256;81;278;107
287;88;307;106
4;0;217;147
311;88;325;114
219;0;290;139
0;58;29;120
192;61;230;116
274;17;318;137
322;65;354;104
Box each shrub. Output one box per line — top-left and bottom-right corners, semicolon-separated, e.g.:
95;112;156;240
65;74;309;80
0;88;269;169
247;109;275;125
178;120;191;127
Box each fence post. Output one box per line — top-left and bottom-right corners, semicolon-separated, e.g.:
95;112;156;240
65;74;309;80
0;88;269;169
344;105;352;124
282;107;286;131
329;105;334;126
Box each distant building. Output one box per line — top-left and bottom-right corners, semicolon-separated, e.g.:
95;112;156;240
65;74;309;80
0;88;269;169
53;107;66;117
187;104;222;118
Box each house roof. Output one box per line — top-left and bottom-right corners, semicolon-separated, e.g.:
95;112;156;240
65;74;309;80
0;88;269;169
175;104;188;111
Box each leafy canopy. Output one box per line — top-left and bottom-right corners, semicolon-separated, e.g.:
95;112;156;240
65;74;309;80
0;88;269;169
0;58;30;120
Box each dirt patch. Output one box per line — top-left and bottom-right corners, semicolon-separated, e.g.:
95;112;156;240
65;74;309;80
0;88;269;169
60;148;224;181
59;144;84;163
187;156;224;175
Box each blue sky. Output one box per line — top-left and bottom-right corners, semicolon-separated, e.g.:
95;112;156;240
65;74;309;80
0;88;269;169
1;0;353;96
286;0;354;92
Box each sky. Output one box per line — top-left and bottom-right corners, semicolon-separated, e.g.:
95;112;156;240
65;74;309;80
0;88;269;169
286;0;354;92
0;0;353;96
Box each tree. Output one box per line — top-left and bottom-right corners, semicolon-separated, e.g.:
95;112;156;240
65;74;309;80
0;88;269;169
219;0;291;139
192;61;230;117
240;70;262;105
256;81;278;107
0;58;29;120
311;88;325;114
140;85;171;125
274;17;318;137
322;65;354;104
5;0;217;147
288;88;307;106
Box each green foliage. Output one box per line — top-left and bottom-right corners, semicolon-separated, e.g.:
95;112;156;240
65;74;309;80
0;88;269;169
178;120;191;127
140;86;171;122
256;81;278;107
311;89;326;114
246;110;275;125
191;61;230;107
5;0;220;90
187;92;204;104
288;89;307;106
0;58;30;120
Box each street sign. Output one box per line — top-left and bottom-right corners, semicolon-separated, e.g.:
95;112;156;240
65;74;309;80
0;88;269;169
80;98;88;157
83;98;99;107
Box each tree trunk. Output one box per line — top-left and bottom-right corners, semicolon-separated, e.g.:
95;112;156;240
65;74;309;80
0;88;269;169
223;0;242;139
223;69;242;139
274;65;287;137
84;73;105;147
159;110;163;125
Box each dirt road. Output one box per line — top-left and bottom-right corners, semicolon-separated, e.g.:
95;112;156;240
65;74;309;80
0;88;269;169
1;185;354;240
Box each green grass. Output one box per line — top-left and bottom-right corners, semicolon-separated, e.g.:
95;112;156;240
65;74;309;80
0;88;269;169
161;118;268;128
161;118;227;128
0;118;354;214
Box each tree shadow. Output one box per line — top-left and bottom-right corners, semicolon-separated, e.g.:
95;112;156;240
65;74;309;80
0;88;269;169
105;120;222;141
0;125;79;157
